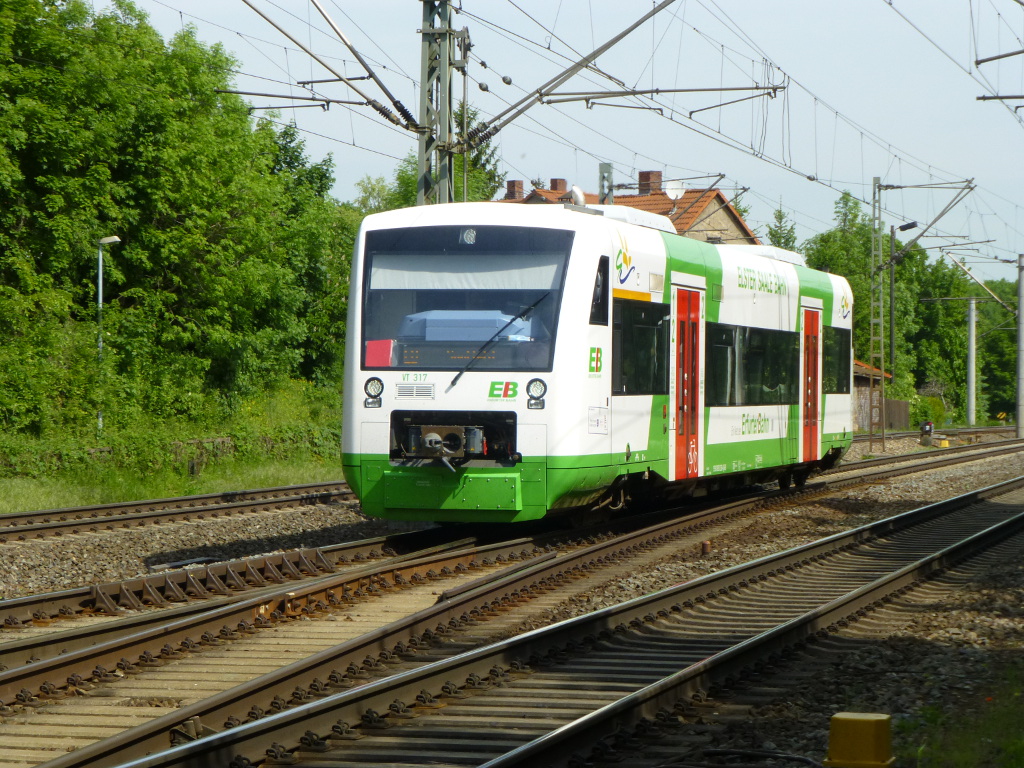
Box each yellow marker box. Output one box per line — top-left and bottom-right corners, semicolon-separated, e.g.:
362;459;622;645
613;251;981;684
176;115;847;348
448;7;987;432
823;712;895;768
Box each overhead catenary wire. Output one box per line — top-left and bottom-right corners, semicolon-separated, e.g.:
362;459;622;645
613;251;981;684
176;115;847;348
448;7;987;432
133;1;1022;274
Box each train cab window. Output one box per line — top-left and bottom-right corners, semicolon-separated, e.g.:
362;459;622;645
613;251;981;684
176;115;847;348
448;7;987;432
822;326;852;394
612;299;670;396
361;225;573;372
589;256;609;326
706;322;799;406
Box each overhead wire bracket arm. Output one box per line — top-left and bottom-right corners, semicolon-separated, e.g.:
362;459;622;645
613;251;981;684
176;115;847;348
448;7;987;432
689;88;782;118
309;0;419;128
543;85;779;100
468;0;682;147
240;0;410;129
297;76;372;85
975;48;1024;66
581;102;663;113
216;89;363;106
875;179;975;273
945;254;1017;317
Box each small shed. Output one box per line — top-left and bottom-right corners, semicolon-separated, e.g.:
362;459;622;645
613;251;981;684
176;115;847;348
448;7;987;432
854;360;909;431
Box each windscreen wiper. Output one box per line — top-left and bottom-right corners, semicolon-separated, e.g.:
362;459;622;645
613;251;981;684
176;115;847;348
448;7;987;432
449;292;550;388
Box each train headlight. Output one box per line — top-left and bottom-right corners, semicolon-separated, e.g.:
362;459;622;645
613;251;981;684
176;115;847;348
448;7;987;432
526;378;546;409
364;377;384;408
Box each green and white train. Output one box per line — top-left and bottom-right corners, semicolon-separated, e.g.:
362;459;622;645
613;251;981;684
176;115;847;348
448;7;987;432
342;201;853;523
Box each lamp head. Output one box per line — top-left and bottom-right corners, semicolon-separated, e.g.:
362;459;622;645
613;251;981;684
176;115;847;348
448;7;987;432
98;235;121;245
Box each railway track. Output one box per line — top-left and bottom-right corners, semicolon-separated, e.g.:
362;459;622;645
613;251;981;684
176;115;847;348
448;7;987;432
828;437;1024;478
6;437;1017;639
0;432;1013;546
0;482;351;542
61;474;1024;768
851;425;1014;443
0;442;1020;767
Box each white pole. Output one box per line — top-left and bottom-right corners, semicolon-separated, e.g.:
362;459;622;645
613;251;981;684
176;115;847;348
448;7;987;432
97;242;104;434
95;235;119;434
967;297;976;427
1017;255;1024;438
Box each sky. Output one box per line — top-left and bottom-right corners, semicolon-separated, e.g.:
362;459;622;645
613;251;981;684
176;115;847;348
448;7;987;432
131;0;1024;283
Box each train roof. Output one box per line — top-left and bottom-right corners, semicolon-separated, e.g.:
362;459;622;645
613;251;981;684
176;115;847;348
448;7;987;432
715;243;807;267
360;203;806;267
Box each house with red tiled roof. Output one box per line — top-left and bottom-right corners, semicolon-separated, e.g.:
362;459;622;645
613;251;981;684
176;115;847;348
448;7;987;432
502;171;760;245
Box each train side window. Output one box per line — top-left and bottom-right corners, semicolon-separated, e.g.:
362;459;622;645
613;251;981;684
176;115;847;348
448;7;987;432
612;298;669;396
589;256;610;325
741;327;799;405
706;322;799;406
706;323;737;406
822;326;852;394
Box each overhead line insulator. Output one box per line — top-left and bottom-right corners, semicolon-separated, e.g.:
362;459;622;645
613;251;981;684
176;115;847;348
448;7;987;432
468;124;494;143
368;99;403;126
393;100;417;127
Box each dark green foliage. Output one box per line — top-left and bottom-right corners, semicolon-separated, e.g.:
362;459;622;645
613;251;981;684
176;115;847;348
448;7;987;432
803;191;1014;425
803;193;876;363
0;379;341;479
977;278;1017;419
0;0;353;440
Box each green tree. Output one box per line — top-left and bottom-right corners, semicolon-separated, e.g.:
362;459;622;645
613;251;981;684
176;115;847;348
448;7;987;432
978;279;1017;420
803;193;874;357
0;0;355;435
767;207;797;250
802;192;977;420
912;258;972;421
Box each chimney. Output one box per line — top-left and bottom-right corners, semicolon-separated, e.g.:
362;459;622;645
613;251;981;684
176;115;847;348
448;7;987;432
550;178;567;193
638;170;663;196
505;180;524;200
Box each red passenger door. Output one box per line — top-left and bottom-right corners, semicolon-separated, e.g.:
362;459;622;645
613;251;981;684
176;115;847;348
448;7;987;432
802;308;821;462
675;288;701;480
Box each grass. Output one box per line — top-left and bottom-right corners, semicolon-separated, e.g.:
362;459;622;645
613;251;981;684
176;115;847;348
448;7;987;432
0;451;344;514
894;660;1024;767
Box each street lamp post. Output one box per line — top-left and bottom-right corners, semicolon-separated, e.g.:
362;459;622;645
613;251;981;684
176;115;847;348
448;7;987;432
97;235;121;434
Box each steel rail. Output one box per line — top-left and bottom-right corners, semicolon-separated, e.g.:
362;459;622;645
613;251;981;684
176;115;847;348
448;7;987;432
93;475;1024;768
0;527;456;630
0;534;554;707
4;442;1020;767
851;425;1012;443
818;440;1024;493
0;530;473;673
0;481;349;539
5;436;1018;652
14;492;778;768
5;437;1018;681
831;436;1024;472
0;492;349;544
486;482;1024;767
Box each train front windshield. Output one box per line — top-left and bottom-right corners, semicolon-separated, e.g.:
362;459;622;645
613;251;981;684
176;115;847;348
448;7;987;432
362;225;573;371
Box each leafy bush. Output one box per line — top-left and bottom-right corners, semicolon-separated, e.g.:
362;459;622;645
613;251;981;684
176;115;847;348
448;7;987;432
0;381;341;479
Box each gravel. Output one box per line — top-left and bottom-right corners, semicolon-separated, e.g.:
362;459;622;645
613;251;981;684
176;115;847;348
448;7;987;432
2;442;1021;764
0;501;394;599
540;444;1024;765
